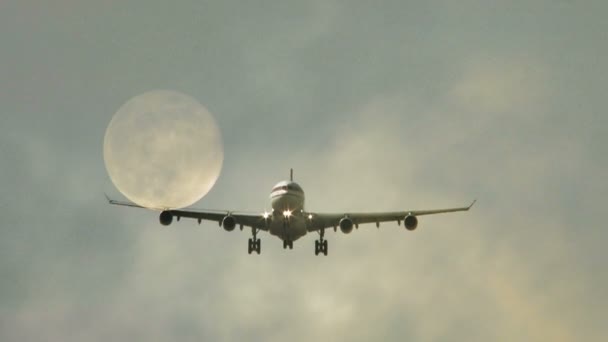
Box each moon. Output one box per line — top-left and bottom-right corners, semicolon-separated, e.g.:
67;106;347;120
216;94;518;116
103;90;223;209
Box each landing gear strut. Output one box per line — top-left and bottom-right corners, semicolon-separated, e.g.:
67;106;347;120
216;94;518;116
281;215;294;250
248;228;261;254
315;229;328;256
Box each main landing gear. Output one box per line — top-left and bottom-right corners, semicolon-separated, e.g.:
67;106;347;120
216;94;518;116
315;229;328;256
248;228;261;254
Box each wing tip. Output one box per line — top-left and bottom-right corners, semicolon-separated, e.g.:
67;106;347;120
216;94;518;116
104;193;148;209
468;199;477;210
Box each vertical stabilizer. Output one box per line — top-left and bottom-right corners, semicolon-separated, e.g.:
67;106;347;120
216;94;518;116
290;168;293;181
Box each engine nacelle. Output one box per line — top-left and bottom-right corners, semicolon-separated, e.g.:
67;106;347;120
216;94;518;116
159;211;173;226
339;217;354;234
222;215;237;231
404;215;418;231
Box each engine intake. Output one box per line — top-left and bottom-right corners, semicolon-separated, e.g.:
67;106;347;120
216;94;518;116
159;211;173;226
404;215;418;231
339;217;354;234
222;215;237;231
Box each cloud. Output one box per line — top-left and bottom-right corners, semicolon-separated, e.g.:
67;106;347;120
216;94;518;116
15;90;589;341
1;1;607;341
448;56;547;116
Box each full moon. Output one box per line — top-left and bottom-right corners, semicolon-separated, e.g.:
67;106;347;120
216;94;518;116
103;90;223;209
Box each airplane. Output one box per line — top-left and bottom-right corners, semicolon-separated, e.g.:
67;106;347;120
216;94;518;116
106;169;475;255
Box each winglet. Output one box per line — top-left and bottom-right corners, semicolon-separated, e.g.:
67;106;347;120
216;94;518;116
104;193;145;209
104;193;121;205
468;199;477;210
290;168;293;181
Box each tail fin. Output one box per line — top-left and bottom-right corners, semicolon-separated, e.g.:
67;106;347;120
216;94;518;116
290;168;293;181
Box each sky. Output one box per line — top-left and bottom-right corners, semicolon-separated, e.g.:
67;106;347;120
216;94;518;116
1;1;607;341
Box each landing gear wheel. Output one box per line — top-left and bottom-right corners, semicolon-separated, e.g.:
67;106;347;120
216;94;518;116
248;238;261;254
283;240;294;249
314;228;328;256
314;239;328;256
248;228;261;254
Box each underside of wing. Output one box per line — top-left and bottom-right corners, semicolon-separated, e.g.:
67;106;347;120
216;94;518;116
168;209;270;231
307;200;476;233
105;195;269;231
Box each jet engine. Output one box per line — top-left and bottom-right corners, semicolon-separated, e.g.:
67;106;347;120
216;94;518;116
404;215;418;231
222;215;237;231
339;217;354;234
159;211;173;226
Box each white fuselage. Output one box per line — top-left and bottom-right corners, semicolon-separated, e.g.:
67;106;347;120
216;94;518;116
267;180;308;241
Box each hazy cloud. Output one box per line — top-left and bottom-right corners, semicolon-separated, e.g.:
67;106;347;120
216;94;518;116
1;1;606;341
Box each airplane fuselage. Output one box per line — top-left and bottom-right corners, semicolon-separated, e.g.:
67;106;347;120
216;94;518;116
268;180;308;242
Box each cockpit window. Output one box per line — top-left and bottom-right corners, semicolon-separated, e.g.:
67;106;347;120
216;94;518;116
287;184;303;193
272;183;303;194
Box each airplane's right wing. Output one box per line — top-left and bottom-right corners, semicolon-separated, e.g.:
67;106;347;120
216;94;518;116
106;195;270;231
168;208;271;231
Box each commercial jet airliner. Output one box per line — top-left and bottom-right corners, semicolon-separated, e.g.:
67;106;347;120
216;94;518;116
107;170;475;256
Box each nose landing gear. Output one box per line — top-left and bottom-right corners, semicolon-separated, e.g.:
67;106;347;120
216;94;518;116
283;240;293;249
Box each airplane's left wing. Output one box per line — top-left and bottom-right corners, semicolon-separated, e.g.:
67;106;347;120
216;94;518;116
106;195;270;231
306;200;476;232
